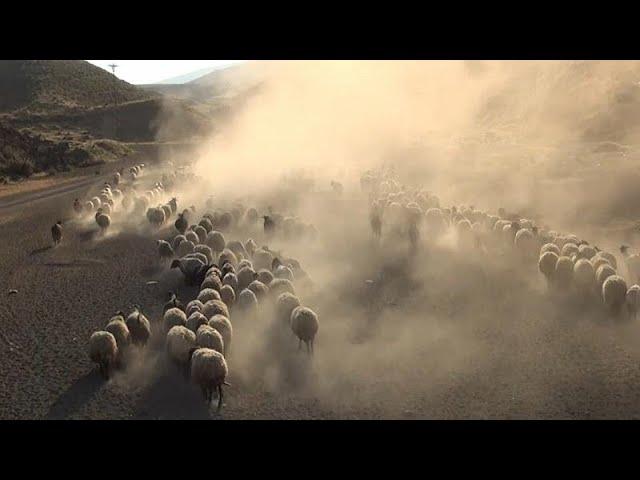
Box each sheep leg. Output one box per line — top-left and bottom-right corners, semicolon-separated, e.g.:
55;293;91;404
217;386;224;411
310;340;314;355
298;339;302;351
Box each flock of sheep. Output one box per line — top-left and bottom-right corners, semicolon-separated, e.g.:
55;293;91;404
52;158;640;414
65;162;319;411
362;166;640;321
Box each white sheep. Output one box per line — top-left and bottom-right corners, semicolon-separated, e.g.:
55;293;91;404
166;325;197;376
202;299;230;320
220;285;236;308
573;258;595;294
554;256;574;291
95;210;111;233
626;285;640;320
290;306;319;354
126;307;151;347
208;315;233;354
248;280;269;300
602;275;628;314
163;307;187;332
276;292;301;325
237;288;258;311
269;278;296;297
105;318;131;364
196;324;224;355
184;303;204;320
206;231;226;253
198;288;221;304
88;331;118;379
189;348;229;410
187;311;209;333
596;264;617;290
157;240;174;262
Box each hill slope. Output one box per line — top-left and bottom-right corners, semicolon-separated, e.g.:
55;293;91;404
0;60;154;113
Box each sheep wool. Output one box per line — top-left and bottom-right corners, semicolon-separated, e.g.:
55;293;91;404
276;292;301;325
202;299;230;320
167;326;197;366
196;325;224;355
164;307;187;332
190;348;229;409
89;331;118;378
208;315;233;353
602;275;628;313
198;288;221;304
290;306;319;353
186;311;209;333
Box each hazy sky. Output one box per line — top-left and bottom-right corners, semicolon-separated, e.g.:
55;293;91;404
87;60;244;84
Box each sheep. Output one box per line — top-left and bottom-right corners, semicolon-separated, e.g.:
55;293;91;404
172;234;187;251
176;240;195;257
171;257;213;286
554;256;574;291
276;292;301;325
186;311;209;333
226;240;248;260
147;207;166;228
188;348;229;410
185;252;209;266
186;300;205;317
577;244;597;260
223;272;239;292
540;243;561;256
163;292;184;314
199;218;213;234
125;307;151;347
602;275;628;315
237;288;258;311
185;231;200;244
88;331;118;379
205;270;222;292
196;324;224;354
620;246;640;283
164;307;187;332
596;264;617;290
166;325;197;376
269;278;296;297
51;221;63;246
218;249;239;268
592;256;612;272
157;240;174;262
274;265;294;281
208;315;233;354
206;231;226;253
573;259;595;294
245;238;257;257
238;258;253;270
253;249;274;272
626;285;640;320
561;243;579;258
202;299;230;320
257;269;274;285
194;244;214;264
595;251;617;270
198;288;221;303
237;267;258;292
105;317;131;365
220;285;236;308
161;204;172;220
248;280;269;300
95;210;111;233
175;213;188;234
290;306;319;353
514;228;537;260
193;225;208;244
221;262;236;277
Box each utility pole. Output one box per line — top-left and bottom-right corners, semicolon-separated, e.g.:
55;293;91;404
108;64;119;138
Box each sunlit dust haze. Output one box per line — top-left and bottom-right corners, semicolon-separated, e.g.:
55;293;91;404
190;60;640;233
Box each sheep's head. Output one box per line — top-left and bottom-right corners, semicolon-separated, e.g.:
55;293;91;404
620;245;630;255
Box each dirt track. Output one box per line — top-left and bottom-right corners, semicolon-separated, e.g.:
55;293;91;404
3;173;640;420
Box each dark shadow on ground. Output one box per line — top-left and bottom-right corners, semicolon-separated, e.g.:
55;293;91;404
44;370;104;419
131;364;213;420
